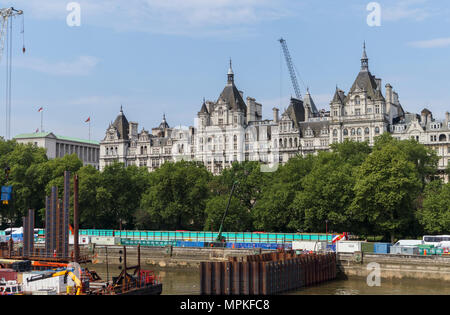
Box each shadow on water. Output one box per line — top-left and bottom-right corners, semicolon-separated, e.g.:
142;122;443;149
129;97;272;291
83;263;450;295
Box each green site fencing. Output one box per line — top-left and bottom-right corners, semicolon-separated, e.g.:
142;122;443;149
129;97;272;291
120;239;177;247
77;229;335;243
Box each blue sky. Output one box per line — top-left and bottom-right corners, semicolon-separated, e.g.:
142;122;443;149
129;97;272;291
1;0;450;141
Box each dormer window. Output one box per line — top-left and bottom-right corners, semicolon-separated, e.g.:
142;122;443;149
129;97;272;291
431;123;441;130
355;96;361;105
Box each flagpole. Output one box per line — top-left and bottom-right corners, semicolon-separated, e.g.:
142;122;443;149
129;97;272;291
89;119;91;142
41;109;43;133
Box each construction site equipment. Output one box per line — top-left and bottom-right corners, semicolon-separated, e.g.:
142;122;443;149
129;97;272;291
279;37;302;99
0;7;24;140
24;268;83;295
215;181;239;243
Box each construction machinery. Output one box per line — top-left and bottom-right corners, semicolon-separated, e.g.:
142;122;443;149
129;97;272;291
279;37;318;116
25;268;83;295
279;37;302;100
215;181;239;243
0;7;24;140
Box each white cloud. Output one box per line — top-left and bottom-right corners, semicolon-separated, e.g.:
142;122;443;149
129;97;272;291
9;0;293;36
408;37;450;48
15;56;99;76
382;0;436;22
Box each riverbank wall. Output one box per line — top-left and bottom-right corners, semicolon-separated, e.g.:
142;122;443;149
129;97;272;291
337;252;450;281
88;245;450;281
90;245;267;268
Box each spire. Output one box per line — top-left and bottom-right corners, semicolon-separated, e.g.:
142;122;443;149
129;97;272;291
227;58;234;85
361;41;369;71
159;113;169;129
120;105;123;114
199;99;209;114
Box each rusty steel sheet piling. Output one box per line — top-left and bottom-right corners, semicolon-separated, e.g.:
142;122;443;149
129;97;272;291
200;250;337;295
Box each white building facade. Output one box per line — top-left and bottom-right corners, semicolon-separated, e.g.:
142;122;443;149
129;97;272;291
99;47;449;176
14;132;100;169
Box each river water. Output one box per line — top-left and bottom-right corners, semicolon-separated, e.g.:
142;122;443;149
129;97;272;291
82;264;450;295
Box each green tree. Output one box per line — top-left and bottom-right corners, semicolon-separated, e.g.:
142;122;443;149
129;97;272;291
77;165;102;228
290;151;358;234
204;195;251;232
0;141;49;226
417;180;450;234
252;155;315;232
140;161;211;230
374;133;438;185
95;163;148;229
350;143;422;241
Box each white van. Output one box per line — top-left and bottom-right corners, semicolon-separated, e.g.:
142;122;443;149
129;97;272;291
438;241;450;249
393;240;424;246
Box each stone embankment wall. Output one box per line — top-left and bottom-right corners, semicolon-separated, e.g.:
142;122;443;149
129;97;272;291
337;252;450;281
88;245;450;281
91;245;265;268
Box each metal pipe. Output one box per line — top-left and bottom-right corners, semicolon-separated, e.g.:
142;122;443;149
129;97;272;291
73;174;79;263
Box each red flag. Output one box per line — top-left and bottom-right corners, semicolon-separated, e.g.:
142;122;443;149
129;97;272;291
85;117;90;122
38;107;43;112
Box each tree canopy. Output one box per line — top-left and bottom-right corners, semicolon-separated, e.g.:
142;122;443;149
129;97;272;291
0;135;447;241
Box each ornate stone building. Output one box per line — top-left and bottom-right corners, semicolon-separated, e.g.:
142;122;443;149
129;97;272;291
99;46;449;176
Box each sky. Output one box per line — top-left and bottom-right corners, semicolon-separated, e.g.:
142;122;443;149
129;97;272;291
1;0;450;142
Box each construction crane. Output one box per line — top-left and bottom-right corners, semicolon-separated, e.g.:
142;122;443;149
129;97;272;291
0;7;24;140
279;37;302;100
25;269;83;295
215;181;239;243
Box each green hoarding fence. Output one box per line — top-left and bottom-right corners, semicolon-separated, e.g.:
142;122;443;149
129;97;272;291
120;239;177;247
78;229;336;244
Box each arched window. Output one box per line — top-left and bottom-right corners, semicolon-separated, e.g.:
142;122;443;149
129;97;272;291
294;138;298;147
343;129;348;136
355;96;361;105
351;129;356;136
333;129;338;137
357;128;362;136
375;127;380;134
284;138;287;148
439;134;447;142
365;127;370;135
289;138;293;147
279;138;283;148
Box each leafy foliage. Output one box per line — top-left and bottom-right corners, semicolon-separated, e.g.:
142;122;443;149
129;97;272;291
0;135;447;240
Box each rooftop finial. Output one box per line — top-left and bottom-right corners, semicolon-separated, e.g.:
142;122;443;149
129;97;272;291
227;58;234;84
361;41;369;71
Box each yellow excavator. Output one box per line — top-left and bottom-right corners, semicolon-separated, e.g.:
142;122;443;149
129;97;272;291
25;269;83;295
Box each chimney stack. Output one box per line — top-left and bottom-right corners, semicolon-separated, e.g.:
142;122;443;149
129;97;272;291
273;108;279;123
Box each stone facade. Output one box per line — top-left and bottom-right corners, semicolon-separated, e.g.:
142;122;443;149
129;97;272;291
100;47;449;176
14;132;100;169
